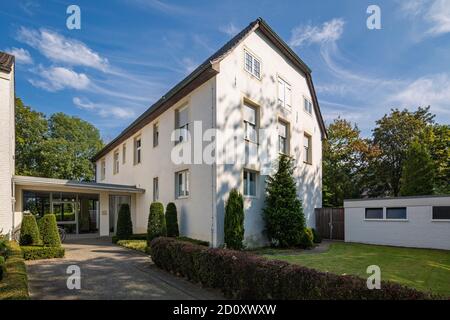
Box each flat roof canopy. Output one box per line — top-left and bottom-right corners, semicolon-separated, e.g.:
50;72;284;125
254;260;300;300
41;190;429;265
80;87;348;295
13;175;145;194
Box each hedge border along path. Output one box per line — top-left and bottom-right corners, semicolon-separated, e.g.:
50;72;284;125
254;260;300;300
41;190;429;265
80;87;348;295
21;246;65;260
0;241;29;300
150;237;437;300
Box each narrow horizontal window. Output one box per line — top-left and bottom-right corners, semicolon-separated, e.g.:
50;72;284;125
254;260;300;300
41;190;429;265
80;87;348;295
365;208;383;219
386;207;407;219
432;206;450;220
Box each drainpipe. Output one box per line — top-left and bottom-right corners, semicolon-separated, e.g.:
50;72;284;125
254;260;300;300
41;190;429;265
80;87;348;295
210;82;216;248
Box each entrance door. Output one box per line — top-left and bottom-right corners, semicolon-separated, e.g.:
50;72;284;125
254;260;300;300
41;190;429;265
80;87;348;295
109;195;131;234
52;201;79;234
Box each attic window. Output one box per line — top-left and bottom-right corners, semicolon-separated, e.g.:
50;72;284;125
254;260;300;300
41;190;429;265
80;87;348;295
244;50;261;78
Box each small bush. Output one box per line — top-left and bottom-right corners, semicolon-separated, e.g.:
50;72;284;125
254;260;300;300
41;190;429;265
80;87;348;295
19;214;41;246
151;237;434;300
299;228;314;249
0;241;29;300
312;228;322;244
165;202;179;237
21;246;65;260
224;189;244;250
116;240;147;253
38;214;61;247
116;203;133;240
147;202;166;245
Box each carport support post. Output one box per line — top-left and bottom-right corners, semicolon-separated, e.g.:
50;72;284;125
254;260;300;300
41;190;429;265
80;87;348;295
99;192;110;236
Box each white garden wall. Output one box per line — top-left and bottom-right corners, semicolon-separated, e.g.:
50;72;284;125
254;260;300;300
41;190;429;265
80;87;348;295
344;196;450;250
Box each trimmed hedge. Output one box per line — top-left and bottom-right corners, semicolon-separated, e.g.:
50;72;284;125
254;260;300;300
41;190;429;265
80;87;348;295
112;233;147;244
38;214;61;247
147;202;166;245
0;241;29;300
150;237;434;300
21;246;65;260
116;203;133;240
176;236;209;247
0;256;4;281
20;214;41;246
165;203;179;237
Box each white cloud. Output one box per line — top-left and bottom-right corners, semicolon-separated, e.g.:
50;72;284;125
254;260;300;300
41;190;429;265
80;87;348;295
219;22;240;37
399;0;450;37
4;47;33;64
73;97;136;119
127;0;192;15
17;27;109;71
389;73;450;114
289;18;345;47
30;66;90;91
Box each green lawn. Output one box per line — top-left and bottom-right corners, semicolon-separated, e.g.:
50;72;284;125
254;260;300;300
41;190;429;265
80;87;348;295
259;242;450;297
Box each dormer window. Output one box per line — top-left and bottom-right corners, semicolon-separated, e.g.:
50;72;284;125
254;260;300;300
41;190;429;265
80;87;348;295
244;50;261;78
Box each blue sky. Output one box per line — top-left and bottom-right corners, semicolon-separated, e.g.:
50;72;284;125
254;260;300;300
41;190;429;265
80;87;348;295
1;0;449;140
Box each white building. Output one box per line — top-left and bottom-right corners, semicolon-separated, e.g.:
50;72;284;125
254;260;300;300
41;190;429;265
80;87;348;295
344;196;450;250
91;18;326;247
0;18;326;247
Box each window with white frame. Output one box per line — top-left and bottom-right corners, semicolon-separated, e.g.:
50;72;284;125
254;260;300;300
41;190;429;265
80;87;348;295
278;120;289;154
153;177;159;201
176;170;189;198
304;97;312;114
243;170;257;197
113;150;120;174
153;122;159;147
244;50;261;78
303;133;312;164
365;208;383;219
243;103;257;143
386;207;407;219
100;159;106;180
277;77;292;109
134;135;142;165
175;106;189;144
122;143;126;164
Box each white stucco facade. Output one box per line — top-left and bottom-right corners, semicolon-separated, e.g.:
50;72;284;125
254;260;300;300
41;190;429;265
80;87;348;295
0;59;15;237
344;196;450;250
95;23;324;247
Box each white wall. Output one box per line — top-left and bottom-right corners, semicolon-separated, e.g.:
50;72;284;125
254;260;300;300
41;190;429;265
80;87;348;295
97;79;216;242
215;29;323;247
0;64;14;237
344;196;450;250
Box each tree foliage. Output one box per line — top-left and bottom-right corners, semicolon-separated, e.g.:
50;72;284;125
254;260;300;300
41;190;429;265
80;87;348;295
263;154;306;247
15;98;103;181
322;118;377;207
400;140;435;196
224;189;244;250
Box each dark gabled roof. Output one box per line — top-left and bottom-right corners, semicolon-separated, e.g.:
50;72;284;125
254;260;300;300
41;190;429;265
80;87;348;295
93;17;327;161
0;51;14;73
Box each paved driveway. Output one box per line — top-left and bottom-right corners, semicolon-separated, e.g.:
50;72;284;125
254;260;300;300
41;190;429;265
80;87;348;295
26;237;223;300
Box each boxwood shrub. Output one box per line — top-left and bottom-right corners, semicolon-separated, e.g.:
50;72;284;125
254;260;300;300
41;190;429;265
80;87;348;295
147;202;166;245
20;214;41;246
150;237;434;300
116;203;133;240
165;202;179;237
21;246;65;260
0;256;5;281
38;214;61;247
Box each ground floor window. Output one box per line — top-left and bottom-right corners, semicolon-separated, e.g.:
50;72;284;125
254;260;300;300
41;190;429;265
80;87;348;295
432;206;450;220
365;208;383;219
386;207;407;219
243;169;257;197
175;170;189;198
109;195;131;233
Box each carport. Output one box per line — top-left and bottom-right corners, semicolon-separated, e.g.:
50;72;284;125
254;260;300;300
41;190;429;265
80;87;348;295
12;175;145;237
